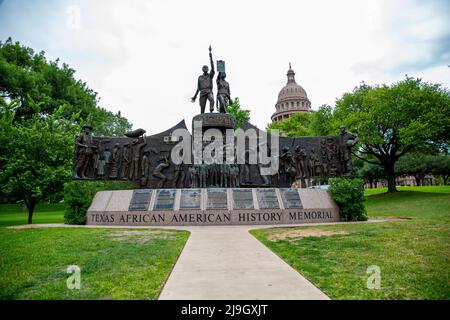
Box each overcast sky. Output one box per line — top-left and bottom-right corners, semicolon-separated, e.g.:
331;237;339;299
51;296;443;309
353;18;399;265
0;0;449;133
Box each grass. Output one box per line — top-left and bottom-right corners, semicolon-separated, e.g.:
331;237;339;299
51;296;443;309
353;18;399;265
0;227;189;299
0;203;65;227
364;185;450;196
251;185;450;299
0;203;190;300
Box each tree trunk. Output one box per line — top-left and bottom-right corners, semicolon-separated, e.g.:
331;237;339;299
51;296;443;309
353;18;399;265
414;176;421;187
25;199;36;224
385;163;397;193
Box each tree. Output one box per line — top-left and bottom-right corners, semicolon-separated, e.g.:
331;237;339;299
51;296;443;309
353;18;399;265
395;153;450;186
226;97;250;128
430;154;450;185
266;105;336;137
266;112;313;137
354;158;386;188
0;38;131;136
0;39;133;209
87;109;132;137
395;153;431;186
335;77;450;192
310;104;335;136
0;102;79;223
0;98;17;204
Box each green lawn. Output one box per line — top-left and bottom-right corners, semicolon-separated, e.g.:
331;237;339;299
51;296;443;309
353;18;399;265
0;203;65;227
0;227;189;299
364;185;450;196
251;186;450;299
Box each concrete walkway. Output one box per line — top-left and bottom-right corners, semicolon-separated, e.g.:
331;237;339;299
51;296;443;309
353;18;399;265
158;226;329;300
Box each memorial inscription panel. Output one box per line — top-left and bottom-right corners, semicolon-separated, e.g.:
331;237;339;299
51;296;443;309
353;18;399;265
128;189;152;211
232;189;254;210
281;188;303;209
256;188;280;209
154;189;176;210
180;189;201;210
206;188;228;210
88;188;339;226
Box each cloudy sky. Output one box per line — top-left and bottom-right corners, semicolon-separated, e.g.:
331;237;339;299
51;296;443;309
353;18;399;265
0;0;449;133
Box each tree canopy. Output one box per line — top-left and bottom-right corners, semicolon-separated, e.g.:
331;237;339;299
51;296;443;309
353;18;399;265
334;77;450;192
0;103;79;223
266;104;335;137
0;39;134;221
396;153;450;186
430;154;450;185
353;158;386;188
226;97;251;129
0;38;131;136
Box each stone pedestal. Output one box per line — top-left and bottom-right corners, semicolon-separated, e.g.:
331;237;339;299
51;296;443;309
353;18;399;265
86;188;340;226
192;113;236;133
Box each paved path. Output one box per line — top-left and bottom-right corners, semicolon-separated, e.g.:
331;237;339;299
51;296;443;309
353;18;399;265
158;226;329;300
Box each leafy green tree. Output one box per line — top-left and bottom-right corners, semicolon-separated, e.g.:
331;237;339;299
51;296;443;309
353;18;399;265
266;105;336;137
266;112;313;137
226;97;250;128
0;98;18;204
0;39;133;215
0;103;80;223
87;109;132;137
0;38;131;136
395;153;431;186
310;104;335;136
430;154;450;185
354;158;386;188
395;153;450;186
335;77;450;192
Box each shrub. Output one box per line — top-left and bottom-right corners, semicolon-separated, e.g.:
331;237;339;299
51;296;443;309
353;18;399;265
64;180;135;225
329;178;367;221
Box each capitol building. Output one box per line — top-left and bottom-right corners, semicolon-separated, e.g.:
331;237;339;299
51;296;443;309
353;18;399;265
271;64;312;122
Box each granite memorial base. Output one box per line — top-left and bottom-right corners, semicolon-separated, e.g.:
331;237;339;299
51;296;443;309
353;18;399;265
86;188;340;226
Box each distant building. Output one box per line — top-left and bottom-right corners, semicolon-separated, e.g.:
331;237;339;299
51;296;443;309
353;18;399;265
271;64;312;122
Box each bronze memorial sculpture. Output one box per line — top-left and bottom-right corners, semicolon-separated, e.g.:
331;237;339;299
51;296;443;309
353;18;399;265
216;70;232;113
73;46;359;226
74;125;95;179
191;46;215;114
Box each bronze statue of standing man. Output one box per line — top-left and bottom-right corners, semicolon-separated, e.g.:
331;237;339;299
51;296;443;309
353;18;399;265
191;46;215;113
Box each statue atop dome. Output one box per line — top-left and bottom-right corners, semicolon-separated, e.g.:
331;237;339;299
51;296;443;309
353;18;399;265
287;62;296;83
